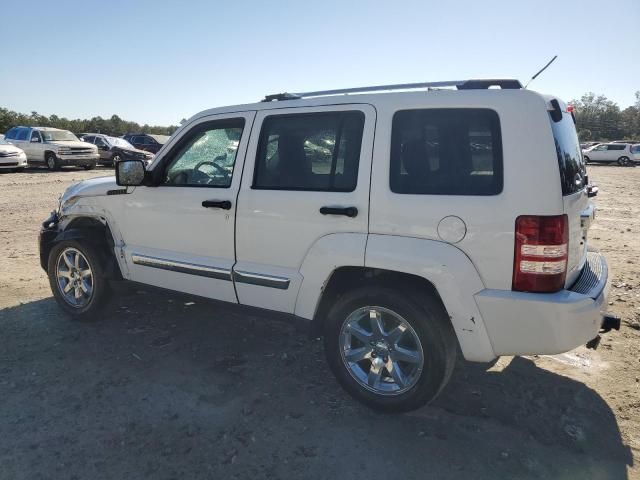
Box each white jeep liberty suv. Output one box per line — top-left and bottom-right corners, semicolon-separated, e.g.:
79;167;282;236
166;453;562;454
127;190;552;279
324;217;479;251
39;79;615;412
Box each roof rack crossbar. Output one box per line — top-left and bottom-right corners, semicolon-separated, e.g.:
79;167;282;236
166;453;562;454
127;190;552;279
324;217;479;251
261;78;522;102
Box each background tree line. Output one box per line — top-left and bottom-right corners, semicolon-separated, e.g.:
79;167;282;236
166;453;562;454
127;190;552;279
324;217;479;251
0;108;179;137
2;90;639;142
570;91;640;142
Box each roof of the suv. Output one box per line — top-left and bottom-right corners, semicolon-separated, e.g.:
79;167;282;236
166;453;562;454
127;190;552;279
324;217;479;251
186;78;557;124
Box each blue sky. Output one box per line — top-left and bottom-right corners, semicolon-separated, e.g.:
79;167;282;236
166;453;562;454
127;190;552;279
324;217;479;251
1;0;638;126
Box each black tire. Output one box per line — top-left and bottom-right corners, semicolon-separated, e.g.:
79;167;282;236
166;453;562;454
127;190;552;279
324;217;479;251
14;167;25;173
47;240;111;320
46;152;58;171
83;162;96;170
618;156;631;167
583;155;590;164
323;286;457;412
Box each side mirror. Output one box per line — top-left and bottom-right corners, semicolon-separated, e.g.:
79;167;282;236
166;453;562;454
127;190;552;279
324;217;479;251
116;159;145;186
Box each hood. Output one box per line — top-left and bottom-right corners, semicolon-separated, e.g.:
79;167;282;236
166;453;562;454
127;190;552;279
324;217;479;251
118;146;153;157
0;144;24;154
60;175;118;208
50;140;97;150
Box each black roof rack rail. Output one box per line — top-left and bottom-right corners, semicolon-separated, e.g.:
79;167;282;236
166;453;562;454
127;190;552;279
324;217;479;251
261;78;522;102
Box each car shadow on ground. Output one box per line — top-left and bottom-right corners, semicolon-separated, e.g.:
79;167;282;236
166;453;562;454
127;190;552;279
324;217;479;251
0;290;633;480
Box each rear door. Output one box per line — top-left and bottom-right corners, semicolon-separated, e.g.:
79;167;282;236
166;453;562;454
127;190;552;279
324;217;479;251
234;104;375;313
549;106;589;286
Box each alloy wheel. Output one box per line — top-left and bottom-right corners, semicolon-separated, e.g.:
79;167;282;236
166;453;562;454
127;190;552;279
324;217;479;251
55;247;94;308
339;306;424;396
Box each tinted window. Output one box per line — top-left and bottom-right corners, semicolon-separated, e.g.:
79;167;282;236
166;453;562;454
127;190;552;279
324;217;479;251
253;111;364;191
5;128;16;139
390;109;502;195
95;136;108;147
83;135;95;143
16;128;29;141
163;119;244;188
550;113;586;196
607;144;626;151
631;145;640;154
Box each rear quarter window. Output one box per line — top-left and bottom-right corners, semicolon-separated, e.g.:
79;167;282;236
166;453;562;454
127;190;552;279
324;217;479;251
390;108;503;195
550;114;586;196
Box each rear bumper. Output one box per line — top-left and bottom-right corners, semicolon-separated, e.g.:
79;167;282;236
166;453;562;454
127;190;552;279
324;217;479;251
475;251;609;356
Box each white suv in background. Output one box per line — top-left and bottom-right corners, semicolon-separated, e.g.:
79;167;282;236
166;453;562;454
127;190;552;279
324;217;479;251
4;126;98;170
39;79;615;412
582;142;636;166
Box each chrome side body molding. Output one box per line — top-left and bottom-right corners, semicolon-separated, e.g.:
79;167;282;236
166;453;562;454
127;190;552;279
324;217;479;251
131;254;232;281
131;254;290;290
233;270;290;290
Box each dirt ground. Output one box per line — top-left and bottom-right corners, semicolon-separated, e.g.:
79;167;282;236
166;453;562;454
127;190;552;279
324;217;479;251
0;164;638;480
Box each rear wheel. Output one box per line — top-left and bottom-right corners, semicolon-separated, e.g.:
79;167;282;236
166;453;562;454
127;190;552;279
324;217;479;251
324;286;457;412
47;240;111;320
618;156;631;166
46;153;58;171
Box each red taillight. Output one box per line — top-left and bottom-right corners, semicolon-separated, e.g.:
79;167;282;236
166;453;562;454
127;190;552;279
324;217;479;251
567;105;574;113
512;215;568;293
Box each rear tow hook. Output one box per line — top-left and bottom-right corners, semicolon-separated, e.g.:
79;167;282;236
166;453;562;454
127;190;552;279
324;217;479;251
601;314;621;333
586;315;622;350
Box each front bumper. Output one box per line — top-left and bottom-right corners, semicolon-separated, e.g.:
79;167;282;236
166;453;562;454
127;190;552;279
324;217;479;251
475;251;610;356
57;153;99;166
39;212;60;271
0;156;28;169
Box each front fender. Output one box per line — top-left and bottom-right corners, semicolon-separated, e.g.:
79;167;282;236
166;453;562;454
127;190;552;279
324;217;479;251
365;234;496;362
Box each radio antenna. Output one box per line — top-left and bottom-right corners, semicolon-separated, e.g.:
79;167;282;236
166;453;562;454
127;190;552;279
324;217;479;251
524;55;558;89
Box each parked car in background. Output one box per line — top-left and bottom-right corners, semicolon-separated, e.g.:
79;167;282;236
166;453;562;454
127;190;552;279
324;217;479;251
80;134;154;166
0;137;28;172
122;133;169;154
4;127;98;170
40;78;613;412
580;141;599;150
582;143;635;166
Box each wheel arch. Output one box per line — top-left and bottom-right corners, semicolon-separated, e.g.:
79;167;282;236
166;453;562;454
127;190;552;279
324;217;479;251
44;216;123;280
297;233;497;362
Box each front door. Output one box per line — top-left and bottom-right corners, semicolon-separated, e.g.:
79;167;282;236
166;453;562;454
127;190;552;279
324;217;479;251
234;104;375;313
116;112;256;302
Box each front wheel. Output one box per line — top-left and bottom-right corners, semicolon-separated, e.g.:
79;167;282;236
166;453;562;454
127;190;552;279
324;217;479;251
324;286;457;412
583;155;590;164
47;240;111;320
618;156;631;167
46;153;58;171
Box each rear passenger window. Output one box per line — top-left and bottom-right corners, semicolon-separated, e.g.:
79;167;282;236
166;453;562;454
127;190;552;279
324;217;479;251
390;109;503;195
253;111;365;191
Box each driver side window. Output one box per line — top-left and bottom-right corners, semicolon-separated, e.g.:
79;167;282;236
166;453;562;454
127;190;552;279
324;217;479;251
163;119;245;188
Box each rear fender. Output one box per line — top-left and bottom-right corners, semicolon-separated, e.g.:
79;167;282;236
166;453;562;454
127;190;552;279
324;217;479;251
365;234;496;362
